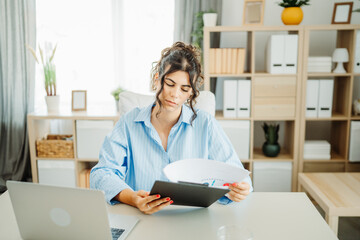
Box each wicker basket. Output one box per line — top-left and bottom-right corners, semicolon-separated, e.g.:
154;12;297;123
36;134;74;158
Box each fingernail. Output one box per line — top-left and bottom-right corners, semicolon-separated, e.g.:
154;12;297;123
170;200;173;204
156;194;160;198
166;197;170;201
232;183;237;187
223;183;230;186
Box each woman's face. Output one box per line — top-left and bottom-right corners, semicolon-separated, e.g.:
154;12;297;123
156;70;193;113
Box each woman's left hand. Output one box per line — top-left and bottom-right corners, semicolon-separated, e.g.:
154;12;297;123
227;182;250;202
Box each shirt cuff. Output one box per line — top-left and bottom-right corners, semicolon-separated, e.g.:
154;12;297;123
217;195;233;205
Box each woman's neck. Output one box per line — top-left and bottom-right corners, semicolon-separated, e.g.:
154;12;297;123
151;104;182;129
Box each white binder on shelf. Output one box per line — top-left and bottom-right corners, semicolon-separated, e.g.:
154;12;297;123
223;80;237;118
236;80;251;118
349;121;360;162
218;120;250;160
267;35;285;74
306;80;319;118
283;35;298;74
318;79;334;118
354;30;360;73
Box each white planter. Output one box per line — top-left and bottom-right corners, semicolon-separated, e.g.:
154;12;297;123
45;95;60;112
203;13;217;27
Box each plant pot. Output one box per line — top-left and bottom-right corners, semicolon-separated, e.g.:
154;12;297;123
281;7;303;25
203;13;217;27
115;100;120;112
45;95;60;112
262;142;281;157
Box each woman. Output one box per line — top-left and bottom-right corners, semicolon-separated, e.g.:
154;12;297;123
90;42;252;215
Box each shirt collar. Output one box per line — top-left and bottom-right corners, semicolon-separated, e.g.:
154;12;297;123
134;103;194;127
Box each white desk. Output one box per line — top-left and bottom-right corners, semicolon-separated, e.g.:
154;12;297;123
0;192;337;240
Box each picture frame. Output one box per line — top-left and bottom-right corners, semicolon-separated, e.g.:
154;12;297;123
331;2;353;24
72;90;87;111
243;0;265;26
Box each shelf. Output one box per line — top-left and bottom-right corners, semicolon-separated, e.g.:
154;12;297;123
305;113;348;121
36;157;75;161
303;149;345;162
306;73;352;77
204;25;302;32
253;148;293;161
77;158;99;162
209;73;251;78
215;111;250;120
253;117;295;121
354;73;360;77
351;116;360;120
254;73;297;77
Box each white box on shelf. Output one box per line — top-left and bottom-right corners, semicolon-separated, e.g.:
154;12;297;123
223;80;238;118
218;120;250;160
253;161;292;192
318;79;334;118
283;35;298;74
306;80;319;118
349;121;360;162
37;160;76;187
266;35;285;74
76;120;114;159
354;30;360;73
236;80;251;118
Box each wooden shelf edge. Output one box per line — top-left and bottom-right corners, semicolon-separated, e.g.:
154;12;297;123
77;158;99;162
36;157;75;160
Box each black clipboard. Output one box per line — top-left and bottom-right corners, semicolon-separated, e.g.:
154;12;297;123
149;180;230;207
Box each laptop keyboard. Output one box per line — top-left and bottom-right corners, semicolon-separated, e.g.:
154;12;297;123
111;227;125;240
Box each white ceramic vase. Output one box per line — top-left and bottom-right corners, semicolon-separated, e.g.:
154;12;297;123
45;95;60;112
203;13;217;27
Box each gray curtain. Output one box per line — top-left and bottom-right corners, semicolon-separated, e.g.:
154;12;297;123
0;0;36;193
174;0;222;47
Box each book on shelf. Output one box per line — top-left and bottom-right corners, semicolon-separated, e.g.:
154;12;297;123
209;48;245;74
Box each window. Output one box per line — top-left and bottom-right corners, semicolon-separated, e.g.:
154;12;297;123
35;0;174;110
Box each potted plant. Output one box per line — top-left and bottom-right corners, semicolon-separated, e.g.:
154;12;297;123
111;86;125;112
262;123;281;157
191;9;217;51
27;42;59;112
277;0;310;25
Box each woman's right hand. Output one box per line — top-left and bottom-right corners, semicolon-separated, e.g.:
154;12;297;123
131;190;173;214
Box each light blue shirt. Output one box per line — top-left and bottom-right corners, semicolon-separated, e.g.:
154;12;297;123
90;104;253;205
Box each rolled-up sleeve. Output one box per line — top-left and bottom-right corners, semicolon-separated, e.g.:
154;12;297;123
207;117;253;205
90;118;132;205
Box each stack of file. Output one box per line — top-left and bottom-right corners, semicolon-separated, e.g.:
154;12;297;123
308;57;332;73
303;140;331;160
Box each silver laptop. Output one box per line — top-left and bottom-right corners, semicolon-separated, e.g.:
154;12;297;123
7;181;139;240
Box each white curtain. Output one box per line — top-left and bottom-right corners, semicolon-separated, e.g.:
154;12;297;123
0;0;36;192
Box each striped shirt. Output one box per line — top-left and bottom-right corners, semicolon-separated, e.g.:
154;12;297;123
90;103;253;205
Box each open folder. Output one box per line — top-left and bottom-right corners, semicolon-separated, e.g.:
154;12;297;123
150;159;250;207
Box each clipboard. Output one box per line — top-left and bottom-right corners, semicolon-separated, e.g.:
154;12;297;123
149;180;230;207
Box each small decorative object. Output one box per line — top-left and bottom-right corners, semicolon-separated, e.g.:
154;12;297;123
332;48;349;73
354;0;360;13
354;99;360;115
203;12;217;27
27;42;59;112
72;90;87;111
278;0;310;25
332;2;353;24
262;123;281;157
243;0;265;26
111;87;125;112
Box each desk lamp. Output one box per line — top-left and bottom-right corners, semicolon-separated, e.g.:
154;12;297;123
332;48;349;73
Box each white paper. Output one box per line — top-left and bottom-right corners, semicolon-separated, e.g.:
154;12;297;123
163;159;250;189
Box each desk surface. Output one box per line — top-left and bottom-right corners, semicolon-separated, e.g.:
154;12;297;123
298;173;360;216
0;192;337;240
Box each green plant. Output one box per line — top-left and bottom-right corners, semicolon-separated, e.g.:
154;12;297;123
277;0;310;8
191;9;216;50
111;87;125;101
354;0;360;12
262;123;279;144
27;42;57;96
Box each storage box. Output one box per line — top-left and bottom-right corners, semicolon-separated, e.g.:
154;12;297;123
76;120;114;159
36;134;74;158
37;160;76;187
253;161;292;192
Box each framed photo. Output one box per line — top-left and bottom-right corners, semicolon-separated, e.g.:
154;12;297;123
72;90;87;111
332;2;353;24
243;0;265;26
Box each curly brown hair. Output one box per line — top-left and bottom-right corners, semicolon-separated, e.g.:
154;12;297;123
150;42;204;124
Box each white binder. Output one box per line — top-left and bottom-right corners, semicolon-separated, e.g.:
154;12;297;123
267;35;285;74
236;80;251;117
349;121;360;162
318;79;334;118
306;80;319;118
283;35;298;74
223;80;237;118
354;30;360;73
218;120;250;160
